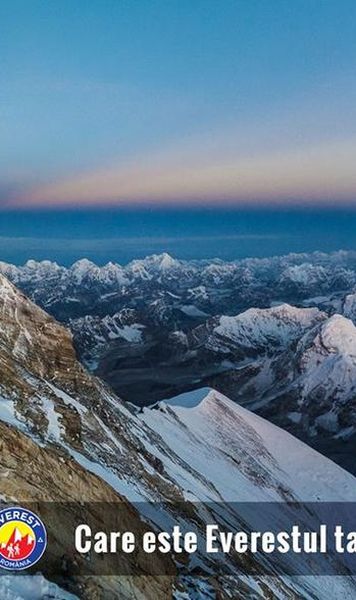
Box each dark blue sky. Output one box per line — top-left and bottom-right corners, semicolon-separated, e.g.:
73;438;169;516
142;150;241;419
1;208;355;265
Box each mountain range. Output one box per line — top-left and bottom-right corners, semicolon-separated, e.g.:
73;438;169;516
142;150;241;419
1;265;356;598
1;252;356;474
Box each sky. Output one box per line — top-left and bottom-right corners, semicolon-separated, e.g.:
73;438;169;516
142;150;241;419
1;0;356;209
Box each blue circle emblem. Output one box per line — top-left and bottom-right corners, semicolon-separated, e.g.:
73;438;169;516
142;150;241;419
0;506;47;570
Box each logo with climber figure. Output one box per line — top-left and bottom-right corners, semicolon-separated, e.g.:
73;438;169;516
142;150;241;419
0;506;47;570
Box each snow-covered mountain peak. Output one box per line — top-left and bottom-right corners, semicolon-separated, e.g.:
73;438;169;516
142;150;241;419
24;258;59;269
281;263;327;285
319;314;356;357
129;252;181;274
291;313;356;410
11;259;64;283
99;261;128;285
71;257;95;268
156;252;179;270
69;258;98;281
213;303;325;351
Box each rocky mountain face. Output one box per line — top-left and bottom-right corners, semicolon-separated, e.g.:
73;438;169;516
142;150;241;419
2;273;356;599
0;273;173;600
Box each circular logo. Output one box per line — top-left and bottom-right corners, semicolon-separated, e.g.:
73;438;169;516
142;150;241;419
0;507;47;570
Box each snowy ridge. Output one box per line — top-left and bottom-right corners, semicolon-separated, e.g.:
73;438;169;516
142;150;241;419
142;389;356;503
213;304;325;351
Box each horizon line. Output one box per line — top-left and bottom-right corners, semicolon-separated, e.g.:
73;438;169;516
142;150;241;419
2;199;356;213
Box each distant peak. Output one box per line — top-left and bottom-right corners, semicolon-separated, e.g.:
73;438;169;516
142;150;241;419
160;252;177;265
146;253;179;270
103;261;122;269
71;258;97;269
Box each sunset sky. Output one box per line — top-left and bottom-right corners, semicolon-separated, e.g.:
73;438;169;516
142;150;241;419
2;0;356;209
